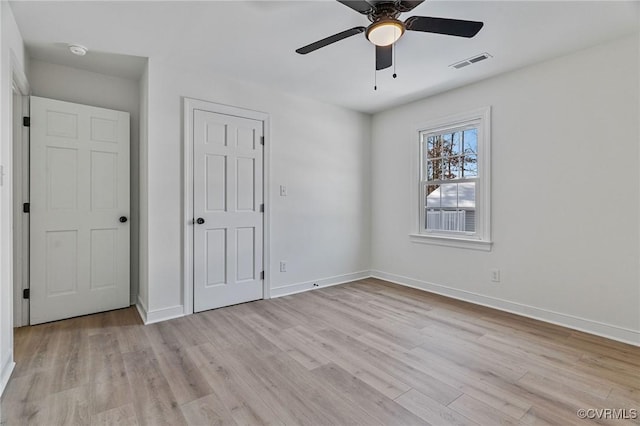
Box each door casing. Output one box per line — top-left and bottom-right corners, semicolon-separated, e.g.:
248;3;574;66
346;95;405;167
11;51;30;328
183;98;271;316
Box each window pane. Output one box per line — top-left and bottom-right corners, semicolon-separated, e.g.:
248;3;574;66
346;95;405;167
426;160;434;181
425;209;441;230
465;210;476;232
425;208;471;232
462;155;478;177
427;135;441;155
440;183;457;208
426;184;440;207
453;155;467;179
458;182;476;209
463;129;477;154
452;131;462;155
441;157;456;180
442;133;453;154
430;158;445;181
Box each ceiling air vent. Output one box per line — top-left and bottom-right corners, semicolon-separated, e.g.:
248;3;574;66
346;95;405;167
453;61;471;69
450;52;492;69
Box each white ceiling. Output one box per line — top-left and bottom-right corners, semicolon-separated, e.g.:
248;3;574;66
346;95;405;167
9;1;640;113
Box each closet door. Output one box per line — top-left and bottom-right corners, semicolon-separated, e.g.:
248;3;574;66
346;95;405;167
30;96;130;324
192;109;263;312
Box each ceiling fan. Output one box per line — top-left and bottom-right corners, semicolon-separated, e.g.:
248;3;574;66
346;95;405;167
295;0;484;71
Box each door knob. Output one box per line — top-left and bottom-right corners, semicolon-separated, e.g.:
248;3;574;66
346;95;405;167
196;218;205;224
119;216;128;223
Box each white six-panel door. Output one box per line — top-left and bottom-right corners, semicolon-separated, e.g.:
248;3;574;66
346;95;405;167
193;109;263;312
30;96;130;324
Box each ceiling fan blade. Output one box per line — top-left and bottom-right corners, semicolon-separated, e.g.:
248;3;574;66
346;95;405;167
376;45;392;70
337;0;374;15
396;0;425;12
405;16;484;38
296;27;366;54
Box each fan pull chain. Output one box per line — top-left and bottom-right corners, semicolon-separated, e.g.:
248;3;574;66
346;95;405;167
374;49;378;90
393;43;397;79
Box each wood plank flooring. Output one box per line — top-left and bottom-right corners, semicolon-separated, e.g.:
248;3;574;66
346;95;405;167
1;278;639;425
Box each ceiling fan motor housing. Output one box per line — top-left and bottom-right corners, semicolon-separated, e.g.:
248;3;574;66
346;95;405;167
367;2;402;21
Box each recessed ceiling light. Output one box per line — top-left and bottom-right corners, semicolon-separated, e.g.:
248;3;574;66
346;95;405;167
68;44;88;56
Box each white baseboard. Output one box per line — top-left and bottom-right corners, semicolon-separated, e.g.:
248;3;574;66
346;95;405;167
145;305;184;325
135;269;639;346
0;358;15;397
270;270;371;298
135;295;148;324
136;296;184;325
371;270;640;347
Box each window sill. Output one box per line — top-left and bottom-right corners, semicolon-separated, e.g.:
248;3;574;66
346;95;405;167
409;233;493;251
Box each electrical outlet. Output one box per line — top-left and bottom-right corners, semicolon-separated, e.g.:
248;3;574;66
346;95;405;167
313;283;319;287
491;269;501;282
280;261;287;272
280;185;287;196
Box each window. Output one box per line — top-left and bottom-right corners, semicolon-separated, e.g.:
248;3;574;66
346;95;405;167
411;107;491;250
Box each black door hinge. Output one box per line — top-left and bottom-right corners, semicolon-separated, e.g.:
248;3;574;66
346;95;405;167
260;204;264;213
23;117;30;127
260;136;264;145
23;202;30;213
23;288;30;299
260;271;264;280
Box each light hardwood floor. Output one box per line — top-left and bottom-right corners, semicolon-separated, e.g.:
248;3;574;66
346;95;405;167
1;278;639;425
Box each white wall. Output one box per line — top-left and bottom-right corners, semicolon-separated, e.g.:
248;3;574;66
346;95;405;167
141;58;371;318
371;35;640;344
0;1;27;396
28;60;141;305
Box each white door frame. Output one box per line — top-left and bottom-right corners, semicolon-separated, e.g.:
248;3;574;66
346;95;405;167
11;51;30;328
183;97;270;316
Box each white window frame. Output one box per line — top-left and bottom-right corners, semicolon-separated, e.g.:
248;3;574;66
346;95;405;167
410;107;492;251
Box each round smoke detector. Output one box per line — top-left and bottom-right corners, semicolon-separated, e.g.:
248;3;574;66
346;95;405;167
68;44;88;56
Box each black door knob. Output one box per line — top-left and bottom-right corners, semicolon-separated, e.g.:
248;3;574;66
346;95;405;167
119;216;128;223
196;218;205;224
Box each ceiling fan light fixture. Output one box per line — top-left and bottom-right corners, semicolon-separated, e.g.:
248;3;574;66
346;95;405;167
366;19;405;46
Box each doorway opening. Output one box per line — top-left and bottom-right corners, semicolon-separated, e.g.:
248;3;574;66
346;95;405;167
12;56;147;327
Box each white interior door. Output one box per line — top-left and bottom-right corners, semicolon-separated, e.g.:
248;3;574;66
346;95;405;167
193;109;263;312
30;96;130;325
